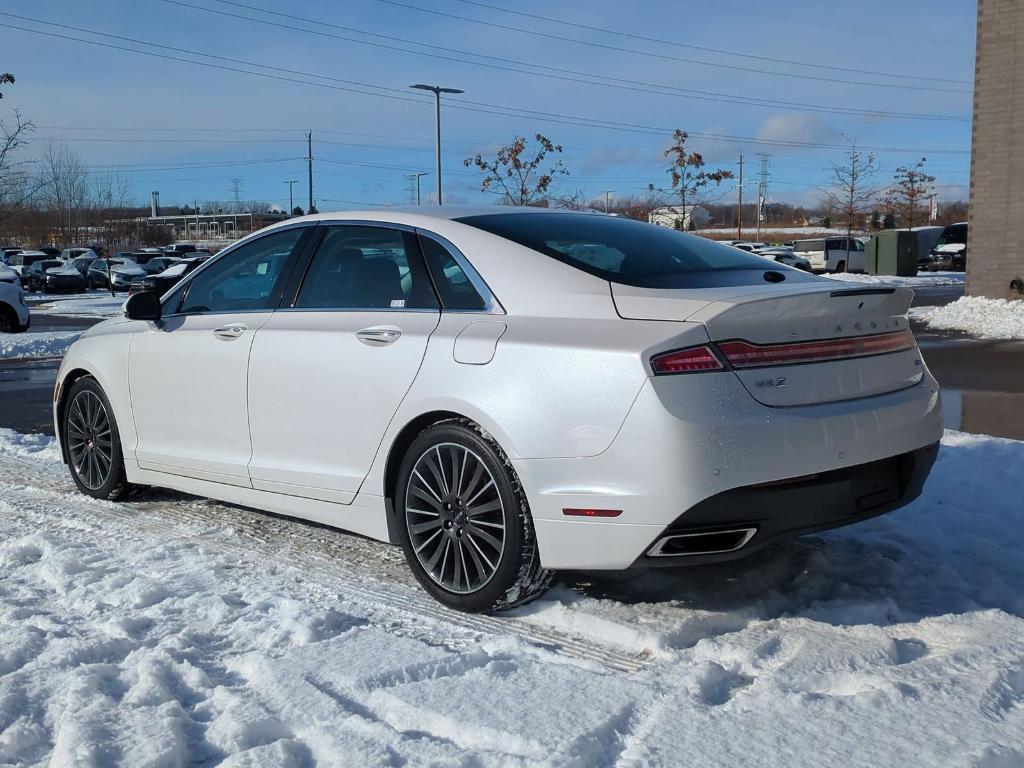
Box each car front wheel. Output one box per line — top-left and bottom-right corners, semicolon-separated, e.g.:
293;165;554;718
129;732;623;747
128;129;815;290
396;420;552;613
63;377;131;500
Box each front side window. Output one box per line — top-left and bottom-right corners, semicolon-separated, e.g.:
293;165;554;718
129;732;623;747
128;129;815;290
293;226;437;310
177;227;304;314
457;213;817;289
418;234;487;311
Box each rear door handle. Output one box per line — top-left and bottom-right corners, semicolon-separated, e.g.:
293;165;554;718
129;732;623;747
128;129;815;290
213;324;247;340
356;326;402;346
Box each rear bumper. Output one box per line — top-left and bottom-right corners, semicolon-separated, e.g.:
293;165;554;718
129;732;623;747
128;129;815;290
516;369;943;570
633;441;938;567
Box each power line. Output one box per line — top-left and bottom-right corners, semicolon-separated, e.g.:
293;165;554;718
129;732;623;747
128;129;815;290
0;18;970;155
438;0;966;85
366;0;966;94
162;0;972;109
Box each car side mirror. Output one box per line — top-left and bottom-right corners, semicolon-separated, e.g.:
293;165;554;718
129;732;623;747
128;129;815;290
125;291;162;322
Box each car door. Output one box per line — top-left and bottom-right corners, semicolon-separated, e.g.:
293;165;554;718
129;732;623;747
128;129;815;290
247;223;441;502
128;226;309;486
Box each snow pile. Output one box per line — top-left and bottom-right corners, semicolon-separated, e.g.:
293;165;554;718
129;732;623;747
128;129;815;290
0;330;80;360
29;293;125;318
920;296;1024;339
825;271;966;288
0;429;1023;766
0;428;62;462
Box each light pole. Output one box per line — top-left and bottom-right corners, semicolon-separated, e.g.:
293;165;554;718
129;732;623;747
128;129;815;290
409;83;463;205
284;180;299;216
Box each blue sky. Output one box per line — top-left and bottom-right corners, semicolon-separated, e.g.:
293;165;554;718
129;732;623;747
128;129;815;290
0;0;976;211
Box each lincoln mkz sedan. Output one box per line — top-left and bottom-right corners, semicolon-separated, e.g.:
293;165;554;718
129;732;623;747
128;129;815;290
55;208;942;612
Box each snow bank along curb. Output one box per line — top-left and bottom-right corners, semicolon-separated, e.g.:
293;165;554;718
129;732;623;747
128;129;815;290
919;295;1024;339
0;330;80;360
1;428;1023;766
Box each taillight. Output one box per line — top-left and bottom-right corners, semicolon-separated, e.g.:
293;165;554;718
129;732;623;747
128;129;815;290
650;345;724;375
718;329;916;369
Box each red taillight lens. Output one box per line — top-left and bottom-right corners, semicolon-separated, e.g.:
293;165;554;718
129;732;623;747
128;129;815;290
650;345;724;375
718;329;916;369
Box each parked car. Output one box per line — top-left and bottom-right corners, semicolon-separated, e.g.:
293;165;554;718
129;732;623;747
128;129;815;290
55;208;942;612
792;237;866;273
60;247;98;263
127;255;209;296
1;247;23;265
0;263;19;285
5;250;52;287
731;242;767;253
926;222;967;271
26;259;88;293
37;246;62;257
163;243;198;256
0;275;29;333
139;256;181;274
87;258;147;290
756;246;812;272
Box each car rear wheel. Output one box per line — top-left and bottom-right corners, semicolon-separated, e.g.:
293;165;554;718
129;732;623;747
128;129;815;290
63;377;131;500
396;420;552;613
0;308;16;333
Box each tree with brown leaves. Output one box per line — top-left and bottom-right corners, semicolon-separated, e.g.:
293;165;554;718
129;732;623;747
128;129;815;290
886;158;936;228
464;134;569;206
654;129;733;230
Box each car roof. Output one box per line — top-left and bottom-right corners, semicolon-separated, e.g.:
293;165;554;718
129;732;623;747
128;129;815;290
278;205;604;227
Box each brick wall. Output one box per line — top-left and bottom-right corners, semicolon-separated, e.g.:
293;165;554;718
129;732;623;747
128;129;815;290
968;0;1024;299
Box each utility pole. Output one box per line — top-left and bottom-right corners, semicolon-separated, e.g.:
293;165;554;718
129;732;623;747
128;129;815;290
737;154;744;240
409;84;464;205
285;180;299;216
601;190;613;213
306;131;314;214
755;153;772;241
406;172;429;205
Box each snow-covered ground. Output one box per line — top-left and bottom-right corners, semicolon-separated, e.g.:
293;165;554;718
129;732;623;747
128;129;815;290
1;428;1022;766
917;296;1024;340
26;292;126;319
825;271;966;288
0;331;80;360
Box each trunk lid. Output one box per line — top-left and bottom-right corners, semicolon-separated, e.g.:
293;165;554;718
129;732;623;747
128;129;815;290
613;281;924;407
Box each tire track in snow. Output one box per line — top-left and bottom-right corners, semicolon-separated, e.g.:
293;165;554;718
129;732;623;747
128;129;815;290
0;453;653;673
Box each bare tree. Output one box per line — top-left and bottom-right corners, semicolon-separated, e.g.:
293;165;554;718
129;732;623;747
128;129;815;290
0;73;14;99
885;157;936;228
40;141;90;245
825;138;877;270
464;134;569;206
653;130;733;231
0;109;37;226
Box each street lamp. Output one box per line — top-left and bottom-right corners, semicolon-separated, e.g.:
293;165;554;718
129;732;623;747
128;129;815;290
284;180;299;216
409;83;464;205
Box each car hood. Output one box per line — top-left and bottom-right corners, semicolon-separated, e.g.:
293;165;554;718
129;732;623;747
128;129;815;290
45;265;83;276
111;264;146;275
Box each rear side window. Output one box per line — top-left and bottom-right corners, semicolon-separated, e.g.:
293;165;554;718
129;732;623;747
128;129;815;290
456;213;814;288
418;234;486;311
294;226;437;310
937;224;967;246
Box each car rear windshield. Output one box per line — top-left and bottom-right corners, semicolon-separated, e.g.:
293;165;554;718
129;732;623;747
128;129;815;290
456;213;817;288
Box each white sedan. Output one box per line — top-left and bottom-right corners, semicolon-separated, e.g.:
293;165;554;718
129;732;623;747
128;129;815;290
54;208;943;611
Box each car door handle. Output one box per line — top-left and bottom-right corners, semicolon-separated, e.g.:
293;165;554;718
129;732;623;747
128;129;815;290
356;326;402;346
213;324;247;340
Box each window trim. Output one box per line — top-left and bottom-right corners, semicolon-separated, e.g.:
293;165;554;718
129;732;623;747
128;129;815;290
280;220;441;314
161;222;313;318
415;229;504;315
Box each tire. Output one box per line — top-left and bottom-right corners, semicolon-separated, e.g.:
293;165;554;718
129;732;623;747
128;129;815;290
395;419;552;613
63;377;132;501
0;307;15;333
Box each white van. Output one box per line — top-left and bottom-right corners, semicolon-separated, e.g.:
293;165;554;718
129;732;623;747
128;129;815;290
792;237;866;273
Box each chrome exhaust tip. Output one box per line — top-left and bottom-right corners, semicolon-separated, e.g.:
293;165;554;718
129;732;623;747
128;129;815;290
646;527;757;558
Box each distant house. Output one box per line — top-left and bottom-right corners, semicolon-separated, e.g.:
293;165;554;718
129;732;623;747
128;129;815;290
648;205;710;230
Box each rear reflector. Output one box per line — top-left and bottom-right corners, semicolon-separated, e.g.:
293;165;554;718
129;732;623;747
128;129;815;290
650;345;724;374
717;329;916;369
562;508;623;518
